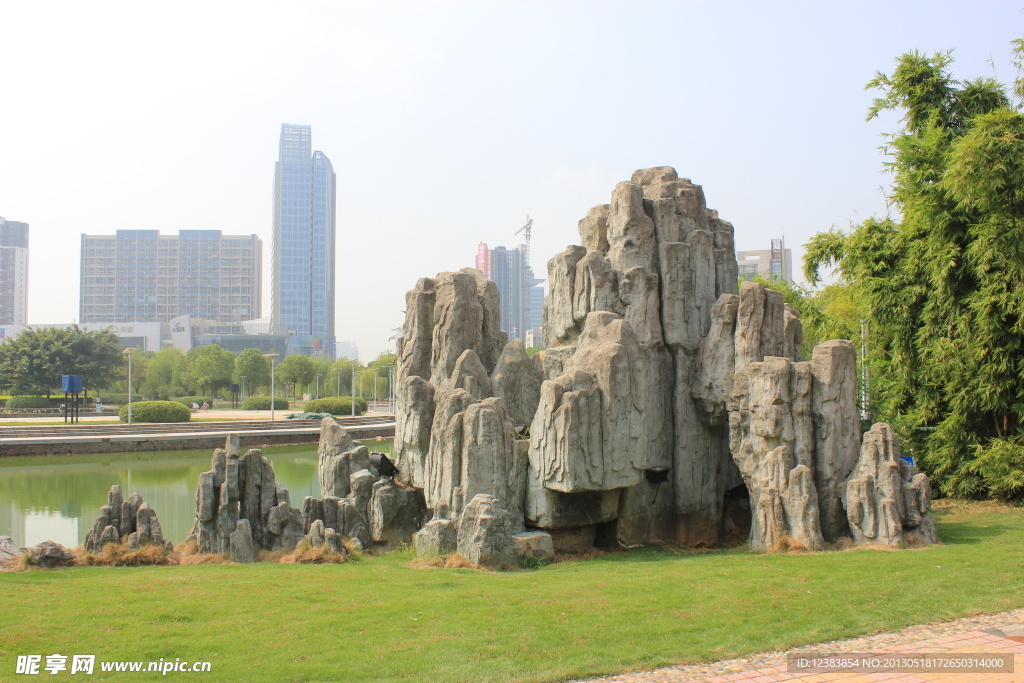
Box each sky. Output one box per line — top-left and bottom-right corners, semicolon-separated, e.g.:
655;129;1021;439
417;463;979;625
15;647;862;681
2;1;1022;360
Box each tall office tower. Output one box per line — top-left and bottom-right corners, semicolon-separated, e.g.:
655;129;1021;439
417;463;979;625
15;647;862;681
79;230;262;325
0;217;29;325
271;124;336;358
481;244;544;343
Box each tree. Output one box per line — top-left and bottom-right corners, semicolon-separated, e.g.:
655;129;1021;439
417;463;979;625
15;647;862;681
0;326;124;396
275;354;315;398
183;345;236;398
234;348;270;395
140;347;185;399
803;42;1024;498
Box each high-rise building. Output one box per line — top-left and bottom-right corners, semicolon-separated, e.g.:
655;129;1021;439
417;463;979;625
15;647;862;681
79;230;262;325
0;217;29;325
737;238;794;283
476;242;544;344
271;124;336;358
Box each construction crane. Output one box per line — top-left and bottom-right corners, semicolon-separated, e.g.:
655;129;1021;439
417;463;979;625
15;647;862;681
514;216;533;267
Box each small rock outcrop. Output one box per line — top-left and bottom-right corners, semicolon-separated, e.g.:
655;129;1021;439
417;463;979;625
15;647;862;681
0;536;25;564
85;485;170;554
27;541;75;568
456;494;518;567
846;423;938;545
187;435;305;556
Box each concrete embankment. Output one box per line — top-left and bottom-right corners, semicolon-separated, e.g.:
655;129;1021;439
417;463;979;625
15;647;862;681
0;416;395;456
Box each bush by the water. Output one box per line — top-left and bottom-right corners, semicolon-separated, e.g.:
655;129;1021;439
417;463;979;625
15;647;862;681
100;393;142;406
118;401;191;423
303;397;366;415
4;396;53;409
242;396;289;410
173;396;214;408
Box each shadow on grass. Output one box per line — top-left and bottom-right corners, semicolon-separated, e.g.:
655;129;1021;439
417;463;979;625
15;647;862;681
934;521;1015;544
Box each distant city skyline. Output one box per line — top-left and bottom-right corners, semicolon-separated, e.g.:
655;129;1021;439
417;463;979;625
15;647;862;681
2;2;1020;359
0;217;29;325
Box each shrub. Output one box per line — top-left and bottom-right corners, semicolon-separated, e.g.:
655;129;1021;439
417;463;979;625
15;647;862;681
118;400;191;423
5;396;53;409
958;438;1024;502
303;397;366;416
242;396;289;410
173;396;214;408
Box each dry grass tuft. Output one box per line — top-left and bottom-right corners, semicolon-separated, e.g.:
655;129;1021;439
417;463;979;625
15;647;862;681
442;552;477;569
77;541;176;567
552;547;609;563
179;553;232;565
279;542;347;565
341;538;365;557
256;548;288;563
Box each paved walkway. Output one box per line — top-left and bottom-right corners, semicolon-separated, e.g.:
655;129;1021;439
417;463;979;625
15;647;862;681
581;610;1024;683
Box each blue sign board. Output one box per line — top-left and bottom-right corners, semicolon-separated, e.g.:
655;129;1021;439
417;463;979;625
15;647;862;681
61;375;83;393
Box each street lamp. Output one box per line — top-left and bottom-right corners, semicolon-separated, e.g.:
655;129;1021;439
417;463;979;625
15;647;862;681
239;376;247;401
263;353;280;421
316;373;322;400
122;347;135;425
382;363;395;412
351;360;358;417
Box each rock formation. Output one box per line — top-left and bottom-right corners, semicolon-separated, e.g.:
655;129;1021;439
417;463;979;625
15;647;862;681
0;536;25;564
85;485;172;554
846;423;938;545
26;541;75;568
187;435;305;560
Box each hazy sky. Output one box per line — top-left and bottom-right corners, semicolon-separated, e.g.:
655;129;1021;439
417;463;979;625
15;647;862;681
2;1;1021;360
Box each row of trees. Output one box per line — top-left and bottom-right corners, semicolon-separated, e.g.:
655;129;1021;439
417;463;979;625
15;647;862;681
0;325;396;403
779;39;1024;501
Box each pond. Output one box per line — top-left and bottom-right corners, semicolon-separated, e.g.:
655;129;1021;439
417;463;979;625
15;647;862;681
0;438;394;549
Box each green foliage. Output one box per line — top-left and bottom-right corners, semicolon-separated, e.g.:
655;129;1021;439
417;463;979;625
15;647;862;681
0;326;125;396
303;397;367;415
949;438;1024;502
275;354;316;398
804;41;1024;497
242;396;289;410
526;346;543;358
139;347;185;400
235;348;271;395
182;345;235;397
5;396;53;409
118;400;191;423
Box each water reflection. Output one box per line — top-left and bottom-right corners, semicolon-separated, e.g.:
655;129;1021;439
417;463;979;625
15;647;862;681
0;439;393;548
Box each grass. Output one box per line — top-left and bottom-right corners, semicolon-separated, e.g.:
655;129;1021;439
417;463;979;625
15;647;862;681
1;501;1022;683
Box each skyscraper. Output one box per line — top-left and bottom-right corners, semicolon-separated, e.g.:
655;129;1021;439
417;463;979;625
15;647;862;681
0;217;29;325
79;230;262;325
271;124;336;357
476;242;544;344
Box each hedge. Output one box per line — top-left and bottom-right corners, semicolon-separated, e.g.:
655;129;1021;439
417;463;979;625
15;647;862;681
173;396;215;408
5;397;52;409
242;396;290;410
303;397;367;416
118;401;191;423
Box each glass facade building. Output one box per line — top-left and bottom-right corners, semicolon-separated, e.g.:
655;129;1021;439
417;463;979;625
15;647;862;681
478;243;544;343
271;124;336;358
0;217;29;325
78;230;262;325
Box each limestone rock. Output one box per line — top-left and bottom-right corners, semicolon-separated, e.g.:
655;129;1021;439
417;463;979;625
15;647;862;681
512;531;554;561
0;536;24;564
305;519;326;548
28;541;74;568
319;435;370;499
229;519;256;563
578;204;610;253
107;485;123;528
348;469;378;524
98;525;119;549
369;479;428;547
301;497;323;534
490;339;542;427
456;494;517;567
811;340;860;542
728;356;823;551
393;375;434;489
530;312;645;493
846;423;938;546
544;245;587;346
784;303;803;362
412;518;457;557
692;294;739;426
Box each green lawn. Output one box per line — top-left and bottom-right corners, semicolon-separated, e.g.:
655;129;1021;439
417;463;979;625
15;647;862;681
1;501;1021;683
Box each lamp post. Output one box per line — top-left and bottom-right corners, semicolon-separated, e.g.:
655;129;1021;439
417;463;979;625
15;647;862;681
122;347;135;425
239;376;247;401
382;363;395;412
351;360;358;417
263;353;280;421
316;373;322;400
